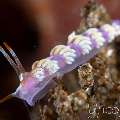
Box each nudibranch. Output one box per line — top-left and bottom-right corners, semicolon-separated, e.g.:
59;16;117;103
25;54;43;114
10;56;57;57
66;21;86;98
0;20;120;106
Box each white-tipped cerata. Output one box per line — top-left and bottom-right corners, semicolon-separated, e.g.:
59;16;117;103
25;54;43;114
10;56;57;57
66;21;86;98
85;28;105;48
68;33;92;55
31;67;45;81
50;45;76;64
35;59;60;75
68;31;76;42
101;24;116;42
112;22;120;36
32;60;39;70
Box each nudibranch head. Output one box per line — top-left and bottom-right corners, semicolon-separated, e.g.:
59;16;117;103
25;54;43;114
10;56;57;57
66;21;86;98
14;72;43;105
19;72;39;90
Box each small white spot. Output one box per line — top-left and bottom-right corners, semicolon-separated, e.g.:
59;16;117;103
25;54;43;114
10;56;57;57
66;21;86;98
107;49;113;57
19;73;24;82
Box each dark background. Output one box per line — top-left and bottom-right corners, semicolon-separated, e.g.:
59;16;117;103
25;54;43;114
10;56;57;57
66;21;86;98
0;0;119;120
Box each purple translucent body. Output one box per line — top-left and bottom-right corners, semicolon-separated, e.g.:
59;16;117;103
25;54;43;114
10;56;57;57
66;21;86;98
99;29;109;43
50;55;66;68
14;48;99;106
112;20;120;25
68;43;82;56
83;33;98;48
13;20;119;106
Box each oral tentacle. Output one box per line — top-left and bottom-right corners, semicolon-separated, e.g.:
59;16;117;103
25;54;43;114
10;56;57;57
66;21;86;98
0;45;20;77
3;42;25;74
